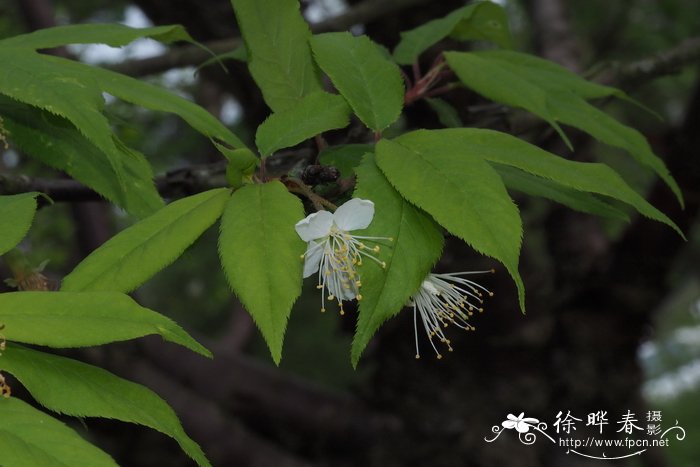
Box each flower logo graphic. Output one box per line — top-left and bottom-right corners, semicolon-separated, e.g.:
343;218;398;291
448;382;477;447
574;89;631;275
502;413;540;433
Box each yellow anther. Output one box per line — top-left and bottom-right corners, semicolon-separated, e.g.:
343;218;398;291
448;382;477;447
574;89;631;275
388;237;394;242
316;285;324;289
357;294;363;301
415;354;420;359
381;261;386;269
299;254;305;259
328;294;335;300
437;354;443;360
320;307;326;313
373;246;381;253
355;281;362;287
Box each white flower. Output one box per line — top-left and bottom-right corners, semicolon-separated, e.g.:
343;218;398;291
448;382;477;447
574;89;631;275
502;413;539;433
409;270;494;359
295;198;390;315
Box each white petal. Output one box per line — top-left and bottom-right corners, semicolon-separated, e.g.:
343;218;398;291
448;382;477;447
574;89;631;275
302;242;324;278
295;210;334;241
333;198;375;231
422;279;440;295
515;422;530;433
502;421;517;429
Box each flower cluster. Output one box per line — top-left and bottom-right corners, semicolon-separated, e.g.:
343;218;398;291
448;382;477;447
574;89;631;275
409;271;493;359
295;198;390;315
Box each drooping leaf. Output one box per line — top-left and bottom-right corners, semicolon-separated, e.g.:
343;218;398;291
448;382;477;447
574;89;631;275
1;98;163;218
62;189;230;293
1;345;210;467
494;164;630;221
43;55;246;151
351;154;444;365
318;144;373;178
310;32;404;131
425;97;463;128
376;136;525;310
0;291;210;357
444;50;682;205
231;0;322;112
0;193;40;256
0;23;193;49
393;1;512;64
401;129;681;236
256;91;351;156
0;48;131;200
218;181;305;363
0;397;117;467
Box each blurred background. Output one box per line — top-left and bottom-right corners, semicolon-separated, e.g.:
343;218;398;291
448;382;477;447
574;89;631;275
1;0;699;466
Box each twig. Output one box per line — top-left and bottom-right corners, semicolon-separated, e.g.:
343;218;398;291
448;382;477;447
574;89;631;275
602;35;700;87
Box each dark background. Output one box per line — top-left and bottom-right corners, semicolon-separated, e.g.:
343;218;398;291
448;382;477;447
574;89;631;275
1;0;699;466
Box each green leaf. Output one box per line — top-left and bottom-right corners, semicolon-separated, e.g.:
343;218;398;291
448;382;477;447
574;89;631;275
219;181;305;363
256;91;351;156
44;55;246;151
0;397;117;467
231;0;322;112
1;346;210;467
376;136;525;311
351;154;444;365
1;98;163;218
61;189;230;293
0;48;132;201
310;32;404;131
0;193;39;256
318;144;373;178
444;50;682;205
406;128;681;236
425;97;463;128
494;164;630;221
0;23;193;49
0;291;210;356
393;1;512;65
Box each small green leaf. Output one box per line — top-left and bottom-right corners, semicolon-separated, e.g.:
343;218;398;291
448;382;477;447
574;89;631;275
445;50;682;205
495;164;630;221
393;1;512;65
1;346;210;467
62;189;230;293
256;92;351;156
231;0;322;112
376;136;525;311
351;154;444;365
0;193;39;256
311;32;404;131
425;97;463;128
219;181;306;363
0;23;193;49
0;291;210;356
319;144;373;178
407;128;681;236
0;397;117;467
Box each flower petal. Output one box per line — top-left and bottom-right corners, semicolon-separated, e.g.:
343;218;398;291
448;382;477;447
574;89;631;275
295;210;334;241
333;198;375;231
515;422;531;433
502;421;517;429
302;241;324;278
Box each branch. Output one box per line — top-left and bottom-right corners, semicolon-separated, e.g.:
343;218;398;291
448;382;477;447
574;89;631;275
139;337;402;449
0;162;228;202
109;0;430;77
601;35;700;87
